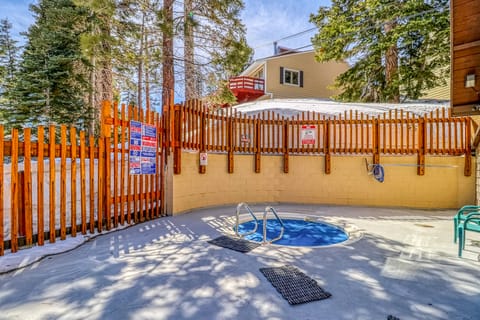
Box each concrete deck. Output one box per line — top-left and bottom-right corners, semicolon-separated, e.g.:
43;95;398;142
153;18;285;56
0;204;479;320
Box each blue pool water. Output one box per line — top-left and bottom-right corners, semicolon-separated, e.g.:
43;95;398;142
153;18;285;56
237;218;348;247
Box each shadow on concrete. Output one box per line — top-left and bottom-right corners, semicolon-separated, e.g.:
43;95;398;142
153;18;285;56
0;207;479;320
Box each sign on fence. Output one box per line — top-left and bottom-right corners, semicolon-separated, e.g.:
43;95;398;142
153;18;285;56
241;134;250;143
200;152;208;166
301;125;317;145
129;120;157;175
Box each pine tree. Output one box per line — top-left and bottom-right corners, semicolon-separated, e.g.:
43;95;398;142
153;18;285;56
0;19;19;123
74;0;116;135
310;0;450;103
183;0;253;104
10;0;92;129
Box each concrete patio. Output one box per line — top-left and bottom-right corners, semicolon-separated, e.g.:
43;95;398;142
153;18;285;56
0;204;479;320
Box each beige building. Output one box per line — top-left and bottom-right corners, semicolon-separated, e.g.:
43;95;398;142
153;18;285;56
229;49;349;103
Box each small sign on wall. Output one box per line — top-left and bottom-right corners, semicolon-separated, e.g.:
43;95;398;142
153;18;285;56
200;152;208;166
301;125;317;145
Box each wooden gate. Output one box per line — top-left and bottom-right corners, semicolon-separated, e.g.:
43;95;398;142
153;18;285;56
0;101;169;256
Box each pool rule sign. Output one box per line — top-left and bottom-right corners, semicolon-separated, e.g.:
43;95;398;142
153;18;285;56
301;125;317;145
129;120;157;175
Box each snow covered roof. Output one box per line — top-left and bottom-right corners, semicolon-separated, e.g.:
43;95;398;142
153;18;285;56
233;98;449;118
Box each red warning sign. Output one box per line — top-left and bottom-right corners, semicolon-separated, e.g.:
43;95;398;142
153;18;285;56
301;125;317;145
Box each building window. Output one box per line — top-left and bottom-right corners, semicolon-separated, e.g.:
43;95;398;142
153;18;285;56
284;69;299;85
280;67;303;87
253;68;264;79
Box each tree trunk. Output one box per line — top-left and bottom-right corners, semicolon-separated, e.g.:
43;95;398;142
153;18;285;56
89;56;96;136
94;18;113;135
137;14;145;109
162;0;174;108
384;21;400;103
184;0;196;101
145;32;151;113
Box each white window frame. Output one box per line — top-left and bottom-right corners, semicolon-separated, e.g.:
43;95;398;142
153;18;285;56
283;68;300;86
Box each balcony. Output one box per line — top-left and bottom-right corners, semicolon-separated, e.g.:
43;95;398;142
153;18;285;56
229;76;265;103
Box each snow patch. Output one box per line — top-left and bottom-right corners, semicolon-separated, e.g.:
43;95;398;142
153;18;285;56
233;98;448;118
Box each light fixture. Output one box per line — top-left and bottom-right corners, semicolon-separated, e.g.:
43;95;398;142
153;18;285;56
465;73;476;88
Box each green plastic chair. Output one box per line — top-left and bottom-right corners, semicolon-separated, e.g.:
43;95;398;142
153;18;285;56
453;205;480;243
458;212;480;257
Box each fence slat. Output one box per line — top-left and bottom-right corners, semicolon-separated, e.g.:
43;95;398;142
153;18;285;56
133;107;139;223
139;107;145;222
49;125;56;243
24;128;33;246
10;129;19;253
80;131;86;235
60;126;67;240
127;105;133;224
146;111;151;220
98;134;104;233
105;140;111;230
120;104;126;224
89;135;95;234
155;112;161;218
70;127;77;237
37;127;44;245
113;103;119;227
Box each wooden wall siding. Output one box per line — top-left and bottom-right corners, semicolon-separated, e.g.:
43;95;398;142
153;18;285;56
0;102;166;255
451;0;480;115
262;51;349;99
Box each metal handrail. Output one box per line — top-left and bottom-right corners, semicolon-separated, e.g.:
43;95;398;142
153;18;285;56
262;206;285;244
234;202;259;238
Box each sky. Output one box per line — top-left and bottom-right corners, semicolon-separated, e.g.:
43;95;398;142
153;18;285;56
0;0;330;60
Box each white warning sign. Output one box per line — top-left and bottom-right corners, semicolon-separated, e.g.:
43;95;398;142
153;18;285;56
200;152;208;166
301;125;317;145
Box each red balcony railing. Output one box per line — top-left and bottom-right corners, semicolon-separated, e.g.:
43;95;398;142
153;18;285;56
229;76;265;91
229;76;265;103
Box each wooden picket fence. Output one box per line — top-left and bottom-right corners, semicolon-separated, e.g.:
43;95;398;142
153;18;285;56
174;100;472;176
0;101;167;256
0;98;473;256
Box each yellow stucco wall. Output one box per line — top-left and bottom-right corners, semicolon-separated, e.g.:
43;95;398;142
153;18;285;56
172;152;475;214
264;51;349;99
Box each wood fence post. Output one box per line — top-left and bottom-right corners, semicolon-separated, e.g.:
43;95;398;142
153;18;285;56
464;117;472;176
255;118;261;173
199;102;207;174
174;103;182;174
324;119;331;174
100;100;112;231
283;119;289;173
373;118;380;164
417;116;425;176
49;125;56;242
227;112;234;173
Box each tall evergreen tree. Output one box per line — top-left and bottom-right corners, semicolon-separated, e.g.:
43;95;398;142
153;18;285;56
182;0;253;104
310;0;450;103
0;18;19;123
10;0;92;129
74;0;116;135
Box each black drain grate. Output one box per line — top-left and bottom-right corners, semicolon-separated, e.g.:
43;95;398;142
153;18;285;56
260;265;331;305
208;235;261;253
